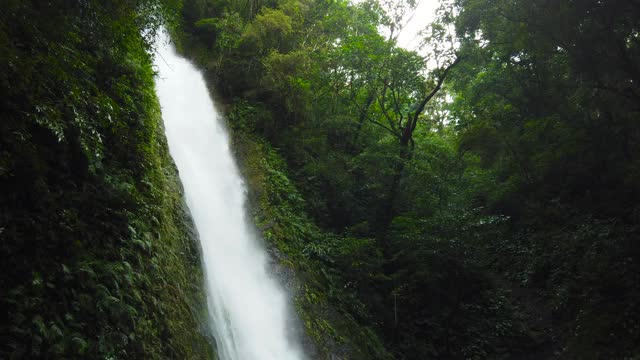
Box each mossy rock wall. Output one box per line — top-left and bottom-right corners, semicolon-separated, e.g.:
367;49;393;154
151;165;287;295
226;103;392;360
169;17;392;356
1;1;215;358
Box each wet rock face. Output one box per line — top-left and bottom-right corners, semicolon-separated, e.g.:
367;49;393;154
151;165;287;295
266;250;321;359
267;246;353;360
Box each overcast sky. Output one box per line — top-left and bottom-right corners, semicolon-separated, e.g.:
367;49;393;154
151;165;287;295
395;0;441;51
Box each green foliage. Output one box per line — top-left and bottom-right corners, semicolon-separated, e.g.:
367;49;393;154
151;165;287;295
451;0;640;218
1;1;213;358
173;0;640;358
194;17;221;40
447;0;640;357
227;104;392;358
487;214;640;358
242;8;293;52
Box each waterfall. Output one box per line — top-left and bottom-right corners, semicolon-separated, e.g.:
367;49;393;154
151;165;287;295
153;32;303;360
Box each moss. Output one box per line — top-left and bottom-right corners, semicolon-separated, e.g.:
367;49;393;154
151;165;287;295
225;104;391;359
172;13;393;358
0;1;214;358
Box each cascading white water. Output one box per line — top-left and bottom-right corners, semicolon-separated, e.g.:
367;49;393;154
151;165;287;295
153;32;303;360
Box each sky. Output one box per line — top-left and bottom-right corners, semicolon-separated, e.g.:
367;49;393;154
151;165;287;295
395;0;441;51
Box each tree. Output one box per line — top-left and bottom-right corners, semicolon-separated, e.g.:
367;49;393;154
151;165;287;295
451;0;640;217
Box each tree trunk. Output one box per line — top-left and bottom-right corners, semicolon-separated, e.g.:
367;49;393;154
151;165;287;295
375;134;413;244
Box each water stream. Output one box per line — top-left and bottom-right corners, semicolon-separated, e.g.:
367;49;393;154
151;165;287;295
153;32;303;360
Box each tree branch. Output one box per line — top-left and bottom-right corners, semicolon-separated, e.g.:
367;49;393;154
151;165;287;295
377;80;400;134
411;56;462;124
